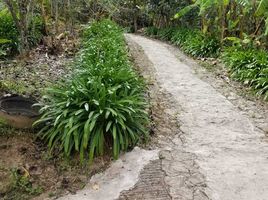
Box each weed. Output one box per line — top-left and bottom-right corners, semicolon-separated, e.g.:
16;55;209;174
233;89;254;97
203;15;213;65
3;168;43;200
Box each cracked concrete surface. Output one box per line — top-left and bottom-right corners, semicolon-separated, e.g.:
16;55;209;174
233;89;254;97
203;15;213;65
118;159;171;200
59;148;159;200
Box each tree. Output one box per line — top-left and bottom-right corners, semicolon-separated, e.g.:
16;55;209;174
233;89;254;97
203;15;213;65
84;0;147;32
256;0;268;35
174;0;268;45
3;0;35;54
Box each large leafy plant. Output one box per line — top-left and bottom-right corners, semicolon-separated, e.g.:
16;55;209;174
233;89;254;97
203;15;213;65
144;26;159;36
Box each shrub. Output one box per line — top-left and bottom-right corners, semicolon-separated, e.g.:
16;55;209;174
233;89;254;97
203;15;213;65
145;26;220;58
0;9;44;56
157;27;176;41
170;28;191;46
35;20;149;162
182;31;220;58
0;9;18;55
222;47;268;100
144;26;158;36
28;15;45;48
0;38;12;57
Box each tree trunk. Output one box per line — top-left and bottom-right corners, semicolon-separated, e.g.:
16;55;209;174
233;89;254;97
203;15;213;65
51;0;59;35
66;0;74;36
41;0;48;35
55;1;59;34
4;0;31;55
133;0;138;32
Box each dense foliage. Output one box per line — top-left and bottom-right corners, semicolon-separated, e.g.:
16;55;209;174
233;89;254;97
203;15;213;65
145;26;220;58
0;9;17;56
222;48;268;100
35;20;149;162
174;0;268;45
0;9;44;56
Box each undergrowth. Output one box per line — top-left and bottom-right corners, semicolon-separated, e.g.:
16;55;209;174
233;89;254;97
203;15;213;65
145;26;220;58
222;47;268;100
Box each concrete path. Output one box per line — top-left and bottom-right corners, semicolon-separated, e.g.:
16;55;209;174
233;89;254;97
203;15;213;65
60;34;268;200
125;34;268;200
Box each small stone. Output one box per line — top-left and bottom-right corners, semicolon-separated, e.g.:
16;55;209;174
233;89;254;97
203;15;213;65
92;183;100;191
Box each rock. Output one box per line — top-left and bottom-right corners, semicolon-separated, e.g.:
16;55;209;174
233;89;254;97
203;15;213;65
0;168;14;194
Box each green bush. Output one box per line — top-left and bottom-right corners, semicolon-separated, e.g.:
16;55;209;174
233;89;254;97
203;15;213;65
0;9;18;55
0;9;44;56
157;27;176;41
170;28;191;46
182;31;220;58
145;26;220;58
35;20;149;162
0;38;12;56
222;47;268;100
144;26;158;36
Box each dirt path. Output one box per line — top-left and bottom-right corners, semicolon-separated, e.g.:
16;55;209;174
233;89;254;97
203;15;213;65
60;34;268;200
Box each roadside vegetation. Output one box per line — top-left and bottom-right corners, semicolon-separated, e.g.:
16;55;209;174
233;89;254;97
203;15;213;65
35;20;149;162
144;0;268;101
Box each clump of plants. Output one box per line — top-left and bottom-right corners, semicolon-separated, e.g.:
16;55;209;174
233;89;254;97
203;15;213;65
157;27;177;41
144;26;159;37
170;28;191;47
145;26;220;58
182;32;220;58
35;20;149;162
222;47;268;100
